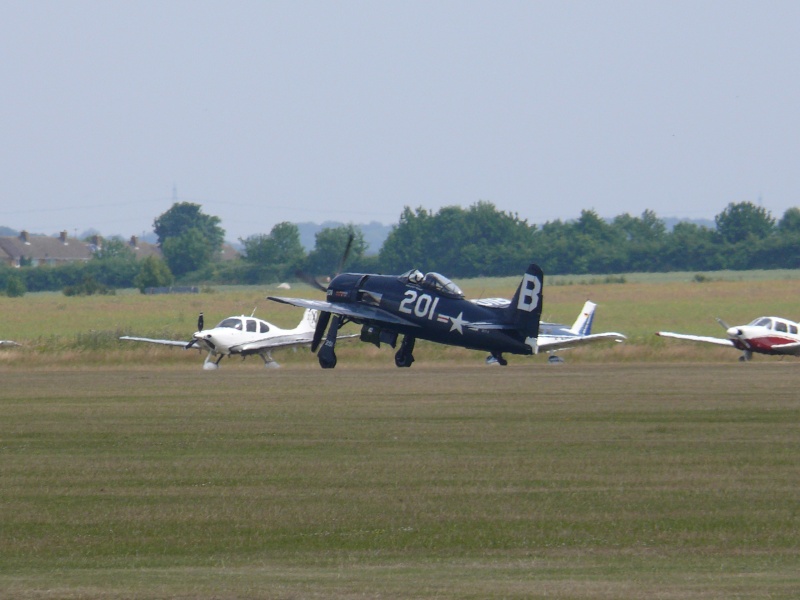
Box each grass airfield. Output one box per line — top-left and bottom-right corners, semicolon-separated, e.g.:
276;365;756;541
1;273;800;598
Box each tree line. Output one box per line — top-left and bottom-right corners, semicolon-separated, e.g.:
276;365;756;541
2;199;799;296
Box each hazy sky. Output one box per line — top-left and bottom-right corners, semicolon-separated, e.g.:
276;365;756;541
1;1;798;241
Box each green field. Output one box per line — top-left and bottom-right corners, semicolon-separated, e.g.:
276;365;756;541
1;365;797;599
3;270;800;366
1;274;799;597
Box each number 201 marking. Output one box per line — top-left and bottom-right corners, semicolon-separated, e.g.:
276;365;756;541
399;290;440;320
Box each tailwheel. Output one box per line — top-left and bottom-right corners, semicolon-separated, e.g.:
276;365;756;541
490;352;508;366
395;335;416;368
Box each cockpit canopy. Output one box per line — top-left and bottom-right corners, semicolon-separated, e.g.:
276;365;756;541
399;269;464;299
749;317;798;335
215;317;271;333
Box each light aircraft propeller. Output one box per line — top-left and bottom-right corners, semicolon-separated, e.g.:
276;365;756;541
185;312;204;349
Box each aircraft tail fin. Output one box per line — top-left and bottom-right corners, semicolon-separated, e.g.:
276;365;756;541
508;263;544;352
569;300;597;335
292;308;320;334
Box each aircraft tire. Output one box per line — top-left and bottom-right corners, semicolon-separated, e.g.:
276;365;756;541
394;351;414;368
319;352;337;369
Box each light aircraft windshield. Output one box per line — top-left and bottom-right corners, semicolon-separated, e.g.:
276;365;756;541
218;318;244;330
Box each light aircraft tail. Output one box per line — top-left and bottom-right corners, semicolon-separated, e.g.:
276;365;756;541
291;309;319;334
569;301;597;336
508;263;544;351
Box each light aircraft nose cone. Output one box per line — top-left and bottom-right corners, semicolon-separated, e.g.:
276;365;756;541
727;327;741;337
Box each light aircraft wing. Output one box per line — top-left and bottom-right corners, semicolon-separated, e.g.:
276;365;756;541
1;340;20;347
229;332;314;354
655;332;735;347
268;296;421;328
231;331;359;355
538;332;627;352
119;336;190;348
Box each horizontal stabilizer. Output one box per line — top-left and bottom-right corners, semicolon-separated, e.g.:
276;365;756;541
539;331;626;352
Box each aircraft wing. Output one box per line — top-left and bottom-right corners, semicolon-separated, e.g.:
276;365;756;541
268;296;421;328
229;332;314;354
538;332;627;352
119;336;190;348
655;332;735;347
0;340;20;347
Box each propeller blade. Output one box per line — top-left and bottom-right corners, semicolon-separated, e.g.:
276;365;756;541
185;339;198;349
311;311;331;352
198;312;204;332
715;317;731;331
295;269;328;292
295;233;355;293
335;233;355;276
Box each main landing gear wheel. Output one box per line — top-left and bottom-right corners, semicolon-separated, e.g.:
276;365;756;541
318;348;337;369
395;335;416;368
318;315;343;369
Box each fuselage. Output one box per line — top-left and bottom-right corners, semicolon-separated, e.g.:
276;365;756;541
326;270;533;355
727;316;800;355
192;316;286;355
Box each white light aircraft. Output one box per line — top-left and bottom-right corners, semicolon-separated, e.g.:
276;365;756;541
121;308;328;370
478;300;626;364
657;316;800;361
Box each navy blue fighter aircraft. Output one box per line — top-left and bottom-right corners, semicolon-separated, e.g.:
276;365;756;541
268;263;544;368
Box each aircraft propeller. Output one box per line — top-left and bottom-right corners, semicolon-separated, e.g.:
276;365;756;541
295;233;355;293
185;312;204;349
296;234;354;352
717;317;743;338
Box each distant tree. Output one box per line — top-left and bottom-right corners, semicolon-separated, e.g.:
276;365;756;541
161;228;216;278
154;202;225;247
5;273;26;297
662;221;722;271
777;207;800;235
304;225;367;276
154;203;225;277
714;201;775;244
92;237;135;261
612;210;667;271
134;256;174;293
242;222;305;268
87;238;139;288
379;207;435;273
379;202;535;276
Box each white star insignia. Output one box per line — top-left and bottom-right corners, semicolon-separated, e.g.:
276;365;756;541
449;312;467;334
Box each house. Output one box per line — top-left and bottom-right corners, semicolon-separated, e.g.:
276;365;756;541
0;231;96;267
0;231;239;268
125;235;162;260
